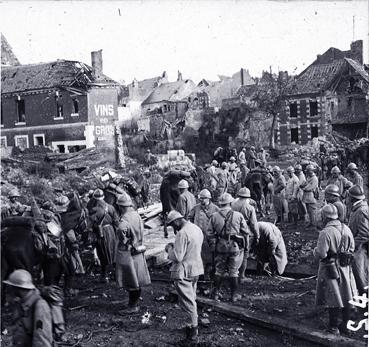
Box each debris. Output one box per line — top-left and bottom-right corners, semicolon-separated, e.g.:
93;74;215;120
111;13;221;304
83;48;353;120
200;318;210;327
141;312;151;324
68;304;89;311
273;308;284;313
155;296;165;302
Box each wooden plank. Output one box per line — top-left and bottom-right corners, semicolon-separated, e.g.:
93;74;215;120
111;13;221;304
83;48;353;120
197;297;365;347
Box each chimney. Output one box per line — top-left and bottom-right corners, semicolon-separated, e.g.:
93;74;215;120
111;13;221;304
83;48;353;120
177;70;182;81
91;49;103;79
316;54;322;63
350;40;363;64
240;68;244;86
278;71;288;82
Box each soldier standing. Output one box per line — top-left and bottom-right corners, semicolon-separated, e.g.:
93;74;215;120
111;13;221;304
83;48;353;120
327;166;353;199
188;189;219;279
8;189;25;216
115;194;151;314
285;166;300;224
314;204;357;334
347;185;369;295
207;193;249;302
324;184;346;223
301;165;318;229
346;163;363;189
176;179;197;219
166;210;204;343
88;189;119;283
231;187;259;283
294;164;307;221
3;270;53;346
272;166;287;225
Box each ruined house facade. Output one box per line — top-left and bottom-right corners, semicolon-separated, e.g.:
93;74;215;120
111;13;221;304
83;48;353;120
278;40;369;146
1;50;119;152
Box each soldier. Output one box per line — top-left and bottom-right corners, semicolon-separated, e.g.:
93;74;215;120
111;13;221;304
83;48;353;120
207;193;249;302
214;162;229;202
231;187;259;283
272;166;287;225
188;189;220;279
327;166;353;199
246;146;257;169
314;204;357;335
347;185;369;295
140;169;151;207
285;166;300;224
3;270;53;346
294;164;307;222
256;221;287;276
301;165;319;229
115;194;151;314
227;159;241;197
238;148;246;163
88;189;119;283
8;189;25;216
239;159;249;187
206;160;219;194
346;162;363;189
176;179;197;219
324;184;346;223
165;210;204;343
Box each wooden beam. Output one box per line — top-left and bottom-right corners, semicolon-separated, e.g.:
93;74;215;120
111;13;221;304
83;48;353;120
197;296;365;347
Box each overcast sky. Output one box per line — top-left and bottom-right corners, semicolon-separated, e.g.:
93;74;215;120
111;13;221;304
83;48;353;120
0;1;368;83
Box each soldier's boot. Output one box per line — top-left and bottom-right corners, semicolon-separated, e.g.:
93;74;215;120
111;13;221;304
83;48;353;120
230;277;242;303
211;275;222;301
185;326;198;342
239;258;248;284
339;307;352;336
119;289;141;315
327;308;340;335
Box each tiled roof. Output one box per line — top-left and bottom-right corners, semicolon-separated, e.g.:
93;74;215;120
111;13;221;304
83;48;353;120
288;60;346;95
1;60;118;94
142;80;195;104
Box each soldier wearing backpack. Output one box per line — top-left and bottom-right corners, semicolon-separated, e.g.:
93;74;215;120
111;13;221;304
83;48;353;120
3;269;54;346
207;193;249;302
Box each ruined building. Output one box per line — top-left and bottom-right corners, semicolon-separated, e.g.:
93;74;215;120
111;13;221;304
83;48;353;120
1;49;119;152
278;40;369;145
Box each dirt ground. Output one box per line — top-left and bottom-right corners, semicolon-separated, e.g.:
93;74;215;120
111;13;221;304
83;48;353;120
1;270;317;347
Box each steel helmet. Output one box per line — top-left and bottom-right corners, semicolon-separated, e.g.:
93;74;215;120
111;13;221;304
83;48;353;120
324;184;340;197
238;187;251;198
348;185;365;200
286;166;295;173
199;189;212;199
93;188;104;200
331;166;341;174
250;146;255;150
178;179;189;189
116;193;133;207
211;160;218;166
347;162;358;171
320;204;338;220
9;189;20;198
272;166;281;172
218;193;234;205
229;156;236;162
167;210;184;225
294;164;302;171
221;162;228;169
306;164;315;172
3;269;35;290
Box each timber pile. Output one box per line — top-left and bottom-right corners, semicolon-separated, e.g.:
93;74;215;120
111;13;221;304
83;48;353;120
52;148;116;171
138;203;163;230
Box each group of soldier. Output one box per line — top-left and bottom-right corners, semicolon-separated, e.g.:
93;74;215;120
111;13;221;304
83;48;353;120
2;148;368;345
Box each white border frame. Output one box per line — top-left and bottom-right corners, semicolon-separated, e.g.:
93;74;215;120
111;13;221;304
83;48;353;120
14;134;29;149
33;133;45;146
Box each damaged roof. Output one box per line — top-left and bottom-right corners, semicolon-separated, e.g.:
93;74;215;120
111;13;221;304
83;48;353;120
1;60;118;94
142;79;195;104
344;58;369;83
288;59;346;95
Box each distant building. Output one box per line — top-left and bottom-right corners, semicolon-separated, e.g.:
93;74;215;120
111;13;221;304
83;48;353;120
1;49;120;152
278;40;369;145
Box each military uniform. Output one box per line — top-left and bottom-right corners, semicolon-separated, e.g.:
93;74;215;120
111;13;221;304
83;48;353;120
256;222;287;275
8;200;25;216
348;200;369;294
349;171;364;189
207;207;249;278
314;220;357;308
12;289;53;347
176;190;197;220
273;174;287;222
167;221;204;327
301;173;319;227
188;202;219;266
285;173;300;221
327;175;352;199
